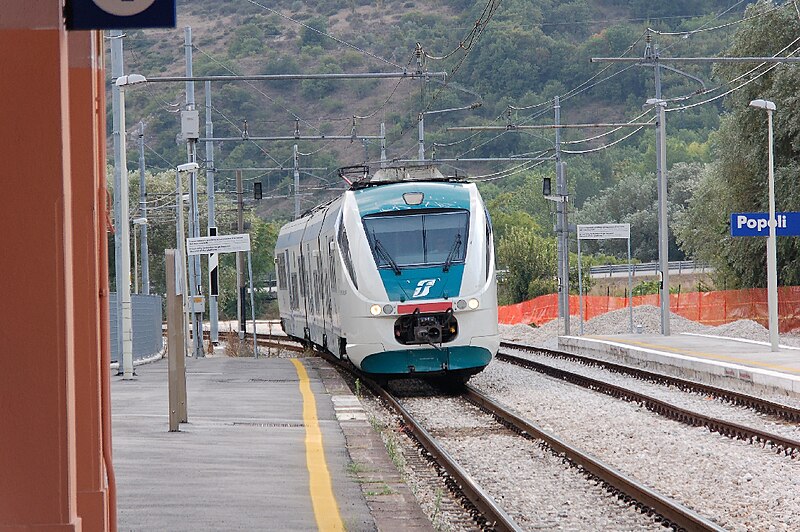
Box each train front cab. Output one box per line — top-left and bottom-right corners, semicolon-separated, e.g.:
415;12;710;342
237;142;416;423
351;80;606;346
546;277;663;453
336;182;500;377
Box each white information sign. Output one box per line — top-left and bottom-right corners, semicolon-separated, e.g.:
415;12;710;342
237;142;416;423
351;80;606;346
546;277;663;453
577;223;630;240
186;234;251;255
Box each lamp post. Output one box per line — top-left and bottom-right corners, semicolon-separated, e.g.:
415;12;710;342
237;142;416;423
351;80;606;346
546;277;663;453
749;98;779;351
418;102;482;161
114;73;147;380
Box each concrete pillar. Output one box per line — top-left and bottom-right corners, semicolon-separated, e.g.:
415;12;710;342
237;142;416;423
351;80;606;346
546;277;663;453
68;30;111;531
0;3;111;530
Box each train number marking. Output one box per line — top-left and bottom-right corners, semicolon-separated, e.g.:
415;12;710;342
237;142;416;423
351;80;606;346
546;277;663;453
412;279;437;298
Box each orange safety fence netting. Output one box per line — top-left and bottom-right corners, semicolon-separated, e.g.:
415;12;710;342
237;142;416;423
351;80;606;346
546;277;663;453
498;286;800;333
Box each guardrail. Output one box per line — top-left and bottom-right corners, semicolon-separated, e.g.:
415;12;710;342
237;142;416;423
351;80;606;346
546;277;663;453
589;260;711;277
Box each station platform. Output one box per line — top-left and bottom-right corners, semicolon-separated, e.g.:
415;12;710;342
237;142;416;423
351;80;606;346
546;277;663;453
112;355;433;531
559;333;800;397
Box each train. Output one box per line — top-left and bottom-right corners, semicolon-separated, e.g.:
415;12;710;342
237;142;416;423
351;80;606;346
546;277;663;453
274;165;499;381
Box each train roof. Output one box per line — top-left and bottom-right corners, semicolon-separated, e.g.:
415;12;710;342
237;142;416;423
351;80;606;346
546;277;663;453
339;164;468;190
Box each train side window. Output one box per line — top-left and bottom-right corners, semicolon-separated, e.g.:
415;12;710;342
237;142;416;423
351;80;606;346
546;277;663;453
276;253;287;291
485;207;493;280
299;256;306;300
290;273;299;310
337;223;358;289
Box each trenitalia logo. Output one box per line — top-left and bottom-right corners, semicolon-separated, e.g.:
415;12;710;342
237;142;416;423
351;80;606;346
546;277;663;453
412;279;437;298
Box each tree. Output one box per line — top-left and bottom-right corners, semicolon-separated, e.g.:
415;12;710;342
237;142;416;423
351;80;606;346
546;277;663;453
576;162;702;261
496;226;557;305
675;1;800;287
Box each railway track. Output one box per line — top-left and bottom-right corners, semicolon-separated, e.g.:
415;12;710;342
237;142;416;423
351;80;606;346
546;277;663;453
499;342;800;458
501;341;800;423
321;351;723;531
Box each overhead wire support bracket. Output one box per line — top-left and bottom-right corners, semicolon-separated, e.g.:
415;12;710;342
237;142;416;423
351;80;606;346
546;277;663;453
448;122;655;131
143;71;448;83
591;57;800;63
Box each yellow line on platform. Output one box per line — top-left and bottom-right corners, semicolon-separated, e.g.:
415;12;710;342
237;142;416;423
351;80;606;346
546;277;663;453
593;337;800;375
291;358;344;531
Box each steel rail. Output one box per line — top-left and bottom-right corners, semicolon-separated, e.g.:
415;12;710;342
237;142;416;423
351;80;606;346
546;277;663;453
463;385;725;532
501;341;800;423
496;350;800;458
314;351;523;532
376;385;524;532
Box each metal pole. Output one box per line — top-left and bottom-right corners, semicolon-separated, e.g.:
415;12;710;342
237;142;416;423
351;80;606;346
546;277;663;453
628;236;634;334
577;237;583;335
205;81;219;344
247;251;258;358
133;223;138;293
138;121;150;295
380;122;387;167
766;109;779;351
655;99;670;335
418;113;425;161
236;170;246;339
293;144;300;219
117;83;134;380
110;30;128;376
175;169;189;354
555;96;570;335
185;26;203;358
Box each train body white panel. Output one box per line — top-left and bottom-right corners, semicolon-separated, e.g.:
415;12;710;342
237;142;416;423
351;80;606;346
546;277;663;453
275;174;499;379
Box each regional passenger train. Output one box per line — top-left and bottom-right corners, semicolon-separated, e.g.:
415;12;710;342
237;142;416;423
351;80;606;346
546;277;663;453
275;165;499;381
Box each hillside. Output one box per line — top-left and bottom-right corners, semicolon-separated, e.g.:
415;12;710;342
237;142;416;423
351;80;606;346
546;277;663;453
119;0;742;220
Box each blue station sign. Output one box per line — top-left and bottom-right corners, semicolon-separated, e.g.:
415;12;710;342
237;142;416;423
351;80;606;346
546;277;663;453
730;212;800;237
66;0;176;30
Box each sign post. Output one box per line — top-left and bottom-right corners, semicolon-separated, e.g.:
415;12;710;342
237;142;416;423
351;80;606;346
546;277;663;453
577;224;632;335
186;234;259;357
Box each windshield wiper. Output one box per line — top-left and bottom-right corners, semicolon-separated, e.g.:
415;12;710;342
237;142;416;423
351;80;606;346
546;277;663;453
374;239;401;275
443;233;462;272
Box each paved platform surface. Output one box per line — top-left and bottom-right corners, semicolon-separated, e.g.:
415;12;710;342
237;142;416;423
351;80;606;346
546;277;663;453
560;333;800;396
112;355;423;531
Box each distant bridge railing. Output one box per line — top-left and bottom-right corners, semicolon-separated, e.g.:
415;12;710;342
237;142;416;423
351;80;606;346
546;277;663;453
589;260;711;277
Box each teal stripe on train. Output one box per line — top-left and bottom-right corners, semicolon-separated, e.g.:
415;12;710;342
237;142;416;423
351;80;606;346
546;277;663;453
353;181;471;216
378;264;464;301
360;346;492;374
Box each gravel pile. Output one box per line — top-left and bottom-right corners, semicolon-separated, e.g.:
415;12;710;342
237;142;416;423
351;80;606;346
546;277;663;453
471;363;800;530
501;305;800;348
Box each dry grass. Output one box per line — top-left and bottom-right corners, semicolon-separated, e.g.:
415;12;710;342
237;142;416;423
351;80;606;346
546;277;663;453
223;330;255;357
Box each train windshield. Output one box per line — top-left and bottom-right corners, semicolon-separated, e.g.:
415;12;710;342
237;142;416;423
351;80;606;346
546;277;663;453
362;210;469;269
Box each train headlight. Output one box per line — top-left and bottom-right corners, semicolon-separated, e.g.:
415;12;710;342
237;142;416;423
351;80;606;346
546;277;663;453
382;304;394;315
370;304;382;316
468;298;480;310
456;299;467;310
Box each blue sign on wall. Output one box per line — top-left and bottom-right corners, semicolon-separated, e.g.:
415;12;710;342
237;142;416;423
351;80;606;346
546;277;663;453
730;212;800;237
66;0;176;30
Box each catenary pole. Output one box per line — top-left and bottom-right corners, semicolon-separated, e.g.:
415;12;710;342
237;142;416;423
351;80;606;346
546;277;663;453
110;30;134;379
110;30;124;374
294;144;300;219
137;121;150;295
555;95;570;335
184;26;203;358
651;41;671;336
205;81;219;344
236;170;246;339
